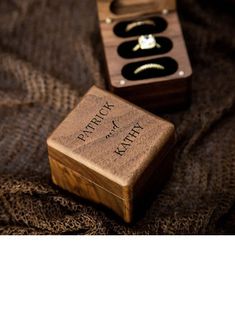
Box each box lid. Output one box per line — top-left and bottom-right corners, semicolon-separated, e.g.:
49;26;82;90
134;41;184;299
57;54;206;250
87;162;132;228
47;86;174;200
97;0;176;22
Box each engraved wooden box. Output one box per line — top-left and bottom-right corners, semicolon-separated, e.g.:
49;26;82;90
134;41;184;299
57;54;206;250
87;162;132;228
97;0;192;111
47;86;175;223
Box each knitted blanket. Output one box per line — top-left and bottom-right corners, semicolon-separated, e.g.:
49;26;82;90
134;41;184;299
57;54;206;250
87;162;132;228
0;0;235;234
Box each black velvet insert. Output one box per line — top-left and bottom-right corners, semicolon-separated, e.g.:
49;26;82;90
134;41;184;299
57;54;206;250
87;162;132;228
117;37;173;59
122;57;178;80
113;16;167;38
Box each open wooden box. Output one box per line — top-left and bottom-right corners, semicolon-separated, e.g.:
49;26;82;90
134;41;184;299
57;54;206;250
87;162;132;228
96;0;192;111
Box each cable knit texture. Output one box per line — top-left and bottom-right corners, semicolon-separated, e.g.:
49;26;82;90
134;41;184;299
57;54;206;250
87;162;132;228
0;0;235;234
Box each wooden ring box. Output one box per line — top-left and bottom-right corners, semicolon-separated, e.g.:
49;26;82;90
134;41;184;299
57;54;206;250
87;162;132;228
97;0;192;111
47;86;175;223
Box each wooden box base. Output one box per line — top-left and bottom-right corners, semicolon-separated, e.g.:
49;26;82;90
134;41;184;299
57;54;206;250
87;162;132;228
49;145;173;223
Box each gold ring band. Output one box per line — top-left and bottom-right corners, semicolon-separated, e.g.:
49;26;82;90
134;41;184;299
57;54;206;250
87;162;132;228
125;20;156;33
133;44;140;52
134;63;165;75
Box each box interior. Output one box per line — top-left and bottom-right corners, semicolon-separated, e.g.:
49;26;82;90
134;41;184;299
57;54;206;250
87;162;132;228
113;14;178;81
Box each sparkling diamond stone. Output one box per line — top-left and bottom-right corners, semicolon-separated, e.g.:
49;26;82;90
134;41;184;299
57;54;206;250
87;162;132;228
138;34;157;50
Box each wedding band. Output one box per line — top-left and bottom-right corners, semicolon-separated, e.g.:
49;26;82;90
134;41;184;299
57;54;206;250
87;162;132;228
132;34;161;52
125;19;156;33
134;63;165;75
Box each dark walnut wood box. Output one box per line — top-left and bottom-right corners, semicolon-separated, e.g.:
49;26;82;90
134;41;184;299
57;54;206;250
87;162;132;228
47;86;175;223
96;0;192;111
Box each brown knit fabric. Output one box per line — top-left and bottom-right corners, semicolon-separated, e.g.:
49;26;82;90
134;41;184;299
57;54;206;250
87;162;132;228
0;0;235;235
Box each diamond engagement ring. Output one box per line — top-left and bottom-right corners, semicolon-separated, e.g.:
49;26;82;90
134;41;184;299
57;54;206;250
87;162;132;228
132;34;161;52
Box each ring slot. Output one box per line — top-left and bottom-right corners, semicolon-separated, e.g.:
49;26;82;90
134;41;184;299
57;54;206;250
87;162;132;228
118;36;173;59
121;57;178;80
113;16;168;38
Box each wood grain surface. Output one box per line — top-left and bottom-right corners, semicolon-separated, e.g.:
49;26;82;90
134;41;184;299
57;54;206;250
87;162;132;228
97;0;176;21
47;86;175;222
